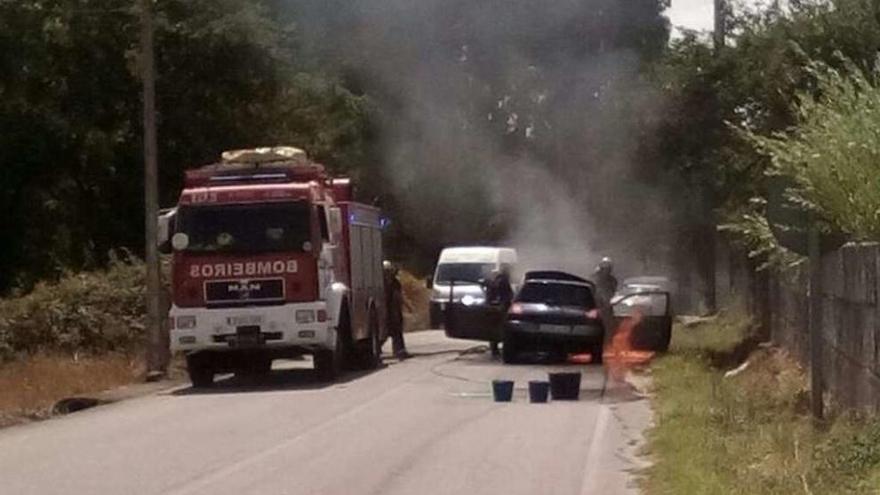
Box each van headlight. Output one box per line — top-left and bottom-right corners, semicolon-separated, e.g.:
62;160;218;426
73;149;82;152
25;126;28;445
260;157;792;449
461;295;485;306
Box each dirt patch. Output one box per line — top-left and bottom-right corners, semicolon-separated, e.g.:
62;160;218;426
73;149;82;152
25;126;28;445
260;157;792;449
706;334;764;370
0;353;144;427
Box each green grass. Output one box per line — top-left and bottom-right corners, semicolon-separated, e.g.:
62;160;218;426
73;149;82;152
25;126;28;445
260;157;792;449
645;313;880;495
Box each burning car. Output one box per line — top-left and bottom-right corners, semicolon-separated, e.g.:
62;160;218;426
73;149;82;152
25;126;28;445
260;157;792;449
501;271;604;364
611;276;673;352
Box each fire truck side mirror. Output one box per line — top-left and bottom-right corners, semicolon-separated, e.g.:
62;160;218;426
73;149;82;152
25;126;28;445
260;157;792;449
157;208;176;255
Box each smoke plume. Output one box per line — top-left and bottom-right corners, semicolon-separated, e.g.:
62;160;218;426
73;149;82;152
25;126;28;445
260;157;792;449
290;0;674;279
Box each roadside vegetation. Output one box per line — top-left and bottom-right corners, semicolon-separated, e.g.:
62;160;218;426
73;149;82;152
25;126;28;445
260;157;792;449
0;256;146;363
0;257;149;424
646;313;880;494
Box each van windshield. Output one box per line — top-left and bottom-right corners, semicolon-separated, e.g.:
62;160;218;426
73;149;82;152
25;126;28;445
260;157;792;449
435;263;495;284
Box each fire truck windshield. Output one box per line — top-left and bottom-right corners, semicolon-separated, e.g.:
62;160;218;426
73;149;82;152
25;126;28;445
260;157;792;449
176;201;311;253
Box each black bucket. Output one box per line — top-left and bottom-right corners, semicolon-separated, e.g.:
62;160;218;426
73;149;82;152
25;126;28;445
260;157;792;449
548;372;581;401
528;381;550;403
492;380;515;402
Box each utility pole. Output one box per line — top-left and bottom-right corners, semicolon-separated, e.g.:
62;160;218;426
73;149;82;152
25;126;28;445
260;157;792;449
714;0;726;51
140;0;165;379
808;224;824;420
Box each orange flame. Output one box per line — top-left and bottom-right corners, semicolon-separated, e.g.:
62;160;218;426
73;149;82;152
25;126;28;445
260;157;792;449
603;309;655;382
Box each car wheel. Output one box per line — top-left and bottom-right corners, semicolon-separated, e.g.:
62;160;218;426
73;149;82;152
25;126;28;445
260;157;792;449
502;335;518;364
590;343;604;365
658;324;672;352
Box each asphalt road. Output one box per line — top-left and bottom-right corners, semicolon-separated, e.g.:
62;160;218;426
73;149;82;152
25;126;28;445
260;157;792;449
0;331;651;495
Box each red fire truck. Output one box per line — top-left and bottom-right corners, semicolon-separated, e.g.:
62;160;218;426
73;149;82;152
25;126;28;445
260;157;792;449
159;147;387;387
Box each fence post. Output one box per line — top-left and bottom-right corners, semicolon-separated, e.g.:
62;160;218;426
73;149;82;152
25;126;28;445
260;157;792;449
809;225;824;420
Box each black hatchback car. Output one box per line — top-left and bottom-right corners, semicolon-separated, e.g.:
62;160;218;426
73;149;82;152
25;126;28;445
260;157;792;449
502;271;604;364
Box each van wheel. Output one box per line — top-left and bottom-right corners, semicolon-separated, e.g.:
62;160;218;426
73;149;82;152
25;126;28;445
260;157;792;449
186;354;214;388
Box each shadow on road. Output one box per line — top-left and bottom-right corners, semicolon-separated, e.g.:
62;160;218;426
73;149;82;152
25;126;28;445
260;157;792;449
169;362;387;396
453;348;603;368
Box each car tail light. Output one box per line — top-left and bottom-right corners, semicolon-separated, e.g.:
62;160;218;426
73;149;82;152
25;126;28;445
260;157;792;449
585;309;601;320
509;303;524;315
317;309;328;322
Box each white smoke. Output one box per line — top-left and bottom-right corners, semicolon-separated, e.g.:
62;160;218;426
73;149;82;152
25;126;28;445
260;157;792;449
288;0;675;280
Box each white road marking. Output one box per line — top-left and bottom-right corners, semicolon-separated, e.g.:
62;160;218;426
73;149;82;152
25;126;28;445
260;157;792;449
580;403;611;495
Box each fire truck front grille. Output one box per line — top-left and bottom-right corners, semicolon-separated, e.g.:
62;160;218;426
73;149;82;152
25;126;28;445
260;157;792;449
204;278;285;308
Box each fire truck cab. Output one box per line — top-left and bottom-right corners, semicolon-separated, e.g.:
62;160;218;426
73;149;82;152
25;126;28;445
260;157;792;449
161;147;386;386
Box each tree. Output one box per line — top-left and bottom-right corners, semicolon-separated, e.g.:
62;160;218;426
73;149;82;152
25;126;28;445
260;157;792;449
0;0;374;293
649;0;880;295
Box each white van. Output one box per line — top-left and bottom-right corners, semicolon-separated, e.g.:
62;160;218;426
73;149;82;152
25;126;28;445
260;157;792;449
428;247;518;328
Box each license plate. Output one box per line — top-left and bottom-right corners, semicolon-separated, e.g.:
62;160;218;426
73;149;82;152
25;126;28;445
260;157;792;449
232;335;261;347
233;326;262;347
540;324;571;334
227;315;264;327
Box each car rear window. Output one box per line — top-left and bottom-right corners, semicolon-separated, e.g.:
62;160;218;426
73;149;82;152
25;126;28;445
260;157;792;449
515;282;595;309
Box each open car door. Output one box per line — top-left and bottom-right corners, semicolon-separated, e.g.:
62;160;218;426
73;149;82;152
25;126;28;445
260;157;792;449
612;291;672;352
442;281;505;343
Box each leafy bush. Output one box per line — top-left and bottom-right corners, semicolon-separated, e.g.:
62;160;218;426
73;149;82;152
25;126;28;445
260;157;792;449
747;58;880;241
719;198;806;271
0;257;146;362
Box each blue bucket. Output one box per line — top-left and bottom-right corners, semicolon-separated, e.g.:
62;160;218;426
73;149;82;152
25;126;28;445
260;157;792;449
492;380;514;402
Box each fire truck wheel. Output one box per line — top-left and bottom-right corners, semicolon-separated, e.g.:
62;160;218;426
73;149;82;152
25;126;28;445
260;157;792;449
316;310;351;381
235;357;272;378
315;337;345;381
186;354;215;388
359;310;382;370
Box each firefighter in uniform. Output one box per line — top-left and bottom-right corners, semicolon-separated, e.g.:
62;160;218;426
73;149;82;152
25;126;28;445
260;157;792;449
594;257;618;303
594;257;618;360
383;261;409;359
484;267;513;357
